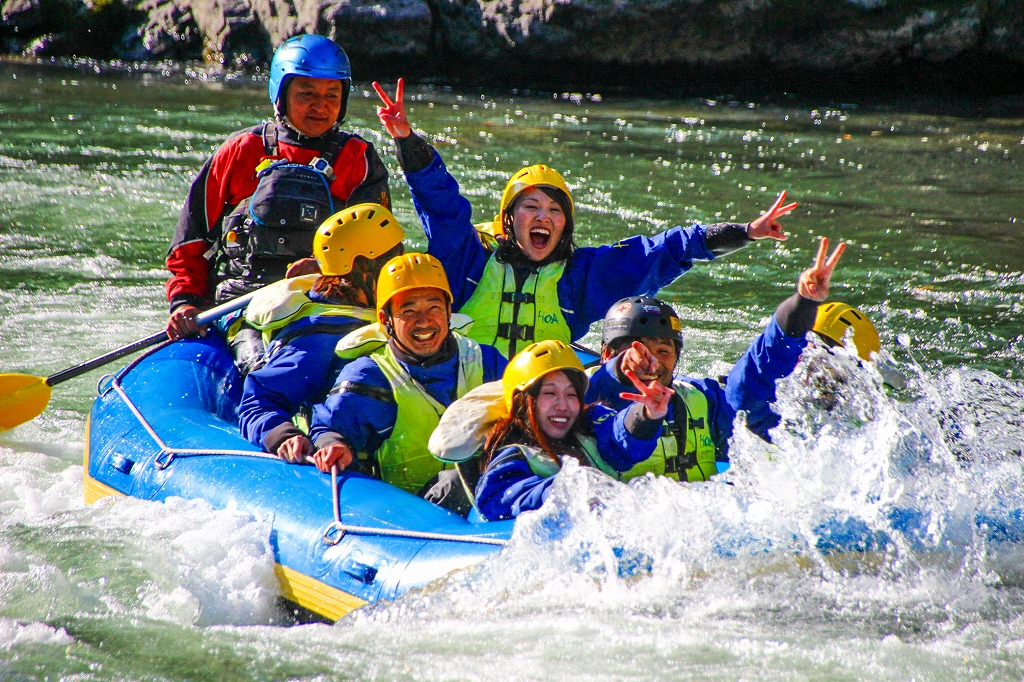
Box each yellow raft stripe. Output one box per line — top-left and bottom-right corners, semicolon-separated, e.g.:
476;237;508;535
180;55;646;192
274;564;366;621
83;416;365;621
83;419;123;504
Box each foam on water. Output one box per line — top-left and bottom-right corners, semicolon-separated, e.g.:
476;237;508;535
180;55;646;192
314;346;1024;679
0;442;281;629
2;64;1024;678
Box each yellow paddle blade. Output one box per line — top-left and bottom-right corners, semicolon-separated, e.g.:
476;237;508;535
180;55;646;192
0;374;52;430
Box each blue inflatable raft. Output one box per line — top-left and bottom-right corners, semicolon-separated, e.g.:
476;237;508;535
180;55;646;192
83;335;513;621
84;335;1024;619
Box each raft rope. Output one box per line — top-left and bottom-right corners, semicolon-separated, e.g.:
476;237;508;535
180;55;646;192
322;466;508;547
103;374;508;548
104;375;277;468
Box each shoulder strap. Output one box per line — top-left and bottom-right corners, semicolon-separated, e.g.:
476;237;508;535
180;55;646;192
262;122;278;156
659;392;691;475
321;130;344;165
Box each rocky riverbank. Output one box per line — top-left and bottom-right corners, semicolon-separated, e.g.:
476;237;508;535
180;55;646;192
2;0;1022;96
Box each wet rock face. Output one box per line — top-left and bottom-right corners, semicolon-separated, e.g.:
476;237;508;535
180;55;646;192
1;0;1022;92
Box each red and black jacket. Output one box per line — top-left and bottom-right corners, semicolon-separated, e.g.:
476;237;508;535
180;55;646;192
165;122;391;312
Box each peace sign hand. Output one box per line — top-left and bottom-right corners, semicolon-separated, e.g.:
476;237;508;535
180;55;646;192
620;369;675;421
747;190;798;241
798;236;846;302
372;78;412;139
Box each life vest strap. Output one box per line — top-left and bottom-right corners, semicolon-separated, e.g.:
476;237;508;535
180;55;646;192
501;291;535;304
497;323;534;342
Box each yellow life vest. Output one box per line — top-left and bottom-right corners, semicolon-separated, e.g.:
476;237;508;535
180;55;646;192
457;254;570;359
369;332;485;493
620;380;719;482
244;274;375;347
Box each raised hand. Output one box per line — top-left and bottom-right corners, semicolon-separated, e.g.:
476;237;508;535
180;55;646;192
747;190;798;241
798;236;846;302
620;368;675;421
619;341;661;383
372;78;412;139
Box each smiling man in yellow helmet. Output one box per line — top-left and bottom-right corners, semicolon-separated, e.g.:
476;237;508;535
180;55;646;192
372;78;797;360
307;252;507;508
238;203;405;464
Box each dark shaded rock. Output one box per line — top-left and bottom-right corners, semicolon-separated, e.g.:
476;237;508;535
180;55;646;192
1;0;1021;96
129;0;204;60
12;0;145;60
2;0;42;32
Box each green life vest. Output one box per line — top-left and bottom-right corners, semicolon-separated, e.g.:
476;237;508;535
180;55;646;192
244;274;375;347
514;435;618;479
457;254;570;359
370;332;485;493
619;380;718;483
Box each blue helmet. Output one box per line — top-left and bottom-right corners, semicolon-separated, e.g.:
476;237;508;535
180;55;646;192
268;34;352;122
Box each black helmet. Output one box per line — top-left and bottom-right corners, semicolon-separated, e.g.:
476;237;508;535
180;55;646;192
602;296;683;350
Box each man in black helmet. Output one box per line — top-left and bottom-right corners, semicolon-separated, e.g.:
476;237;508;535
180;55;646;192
586;237;847;482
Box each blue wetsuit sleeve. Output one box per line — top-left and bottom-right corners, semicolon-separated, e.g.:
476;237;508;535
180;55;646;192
475;447;556;521
584;357;630;409
725;314;809;440
590;403;659;471
238;334;340;452
480;344;509;382
309;358;398;455
559;224;717;339
403;152;490;310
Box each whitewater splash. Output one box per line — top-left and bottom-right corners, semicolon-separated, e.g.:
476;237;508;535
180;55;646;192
353;342;1024;628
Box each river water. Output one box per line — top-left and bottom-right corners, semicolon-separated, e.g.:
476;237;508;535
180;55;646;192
1;60;1023;680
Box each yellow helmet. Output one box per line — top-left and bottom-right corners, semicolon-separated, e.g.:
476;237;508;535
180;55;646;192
499;165;574;220
502;340;587;410
813;302;881;361
376;252;453;315
313;203;405;277
475;215;504;241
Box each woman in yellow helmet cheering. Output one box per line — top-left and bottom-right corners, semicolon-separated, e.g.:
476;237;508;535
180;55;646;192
474;339;674;521
373;78;796;360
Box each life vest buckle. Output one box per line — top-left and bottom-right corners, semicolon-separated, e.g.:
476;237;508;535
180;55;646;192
501;291;534;304
497;323;533;341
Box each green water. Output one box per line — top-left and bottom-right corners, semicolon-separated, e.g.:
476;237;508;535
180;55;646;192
1;59;1023;680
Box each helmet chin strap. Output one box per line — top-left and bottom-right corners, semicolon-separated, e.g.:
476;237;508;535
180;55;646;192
276;114;339;142
383;312;453;363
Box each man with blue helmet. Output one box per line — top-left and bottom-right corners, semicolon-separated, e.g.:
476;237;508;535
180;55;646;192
165;34;391;371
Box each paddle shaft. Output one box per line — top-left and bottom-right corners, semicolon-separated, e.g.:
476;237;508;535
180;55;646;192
44;292;258;388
